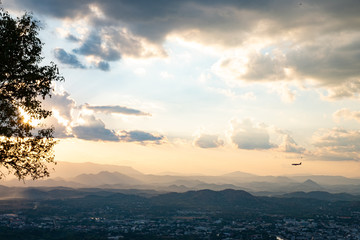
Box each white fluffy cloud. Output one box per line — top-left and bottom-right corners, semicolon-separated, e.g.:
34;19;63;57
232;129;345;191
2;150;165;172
83;104;151;116
41;91;76;138
193;133;224;149
333;108;360;123
72;114;119;141
279;134;305;154
230;118;276;150
42;91;75;121
41;91;163;143
312;128;360;161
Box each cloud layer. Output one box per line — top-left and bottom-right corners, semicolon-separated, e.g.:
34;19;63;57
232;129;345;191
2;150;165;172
333;108;360;123
41;91;162;144
6;0;360;164
84;104;150;116
312;128;360;161
8;0;360;98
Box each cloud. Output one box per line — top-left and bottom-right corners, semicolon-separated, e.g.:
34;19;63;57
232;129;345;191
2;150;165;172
72;115;119;142
54;48;86;69
322;81;360;100
40;91;160;143
84;104;150;116
230;118;276;150
285;39;360;85
193;134;223;149
333;108;360;123
269;83;297;103
312;128;360;161
213;36;360;91
73;32;121;62
9;0;92;19
94;61;110;71
41;91;76;138
214;50;286;83
42;114;73;138
11;0;360;49
66;33;80;42
69;114;164;143
43;91;76;121
279;134;305;154
9;0;360;96
118;130;164;144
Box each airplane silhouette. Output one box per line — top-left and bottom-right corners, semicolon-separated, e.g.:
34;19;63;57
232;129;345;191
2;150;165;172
292;162;302;166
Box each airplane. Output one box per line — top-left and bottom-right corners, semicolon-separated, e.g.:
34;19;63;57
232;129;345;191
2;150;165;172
292;162;302;166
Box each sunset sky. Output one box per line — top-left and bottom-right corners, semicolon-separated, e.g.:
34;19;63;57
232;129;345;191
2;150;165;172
4;0;360;177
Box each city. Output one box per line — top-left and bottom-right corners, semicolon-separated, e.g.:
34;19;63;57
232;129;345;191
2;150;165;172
0;188;359;239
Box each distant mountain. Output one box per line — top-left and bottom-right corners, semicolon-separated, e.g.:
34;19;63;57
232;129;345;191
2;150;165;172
2;178;86;188
239;179;324;194
0;186;160;200
2;161;360;194
151;189;259;209
2;187;360;221
222;171;258;179
168;179;205;187
49;161;144;179
293;179;324;192
290;175;360;185
222;172;296;184
158;184;191;192
72;171;142;187
193;183;246;191
281;191;360;202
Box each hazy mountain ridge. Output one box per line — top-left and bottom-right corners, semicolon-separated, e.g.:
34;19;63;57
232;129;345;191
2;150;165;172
281;191;360;201
2;162;360;194
151;189;259;208
72;171;142;186
0;187;359;217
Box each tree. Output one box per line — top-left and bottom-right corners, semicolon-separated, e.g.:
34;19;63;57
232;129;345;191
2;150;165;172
0;9;63;180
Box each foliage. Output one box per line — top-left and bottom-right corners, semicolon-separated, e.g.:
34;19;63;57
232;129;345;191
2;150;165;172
0;9;63;180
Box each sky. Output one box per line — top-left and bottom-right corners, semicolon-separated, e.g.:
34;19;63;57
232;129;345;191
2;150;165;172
3;0;360;177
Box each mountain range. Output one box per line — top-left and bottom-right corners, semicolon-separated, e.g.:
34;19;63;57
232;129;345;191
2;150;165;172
0;187;359;217
2;161;360;195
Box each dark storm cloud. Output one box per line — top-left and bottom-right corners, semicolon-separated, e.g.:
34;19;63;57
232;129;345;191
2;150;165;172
54;48;86;69
119;130;164;144
85;105;150;116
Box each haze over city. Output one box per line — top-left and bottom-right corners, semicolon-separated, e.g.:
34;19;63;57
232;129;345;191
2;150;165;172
3;0;360;177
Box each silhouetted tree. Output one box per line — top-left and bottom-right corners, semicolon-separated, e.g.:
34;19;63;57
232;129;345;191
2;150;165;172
0;9;63;180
